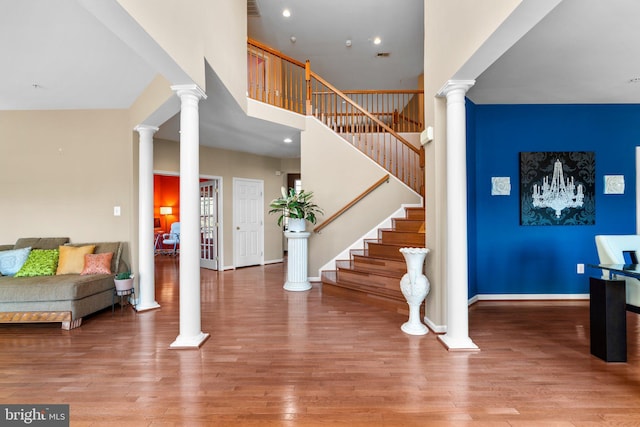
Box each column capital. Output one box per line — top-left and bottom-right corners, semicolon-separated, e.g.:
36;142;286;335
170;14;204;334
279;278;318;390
171;84;207;101
437;79;475;98
134;124;159;134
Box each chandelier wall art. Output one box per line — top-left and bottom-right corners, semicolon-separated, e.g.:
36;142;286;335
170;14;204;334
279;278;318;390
520;151;595;226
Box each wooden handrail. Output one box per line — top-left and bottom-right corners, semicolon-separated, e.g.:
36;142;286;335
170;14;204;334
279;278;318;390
314;174;390;233
341;89;423;95
247;38;306;68
308;71;420;155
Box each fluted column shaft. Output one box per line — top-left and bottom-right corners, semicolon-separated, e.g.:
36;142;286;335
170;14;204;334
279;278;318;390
284;231;311;291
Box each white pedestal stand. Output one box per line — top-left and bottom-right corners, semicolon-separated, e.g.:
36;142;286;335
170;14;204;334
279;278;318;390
284;231;311;291
399;247;430;335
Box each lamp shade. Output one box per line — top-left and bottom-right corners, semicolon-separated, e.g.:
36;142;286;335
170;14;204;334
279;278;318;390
159;206;172;215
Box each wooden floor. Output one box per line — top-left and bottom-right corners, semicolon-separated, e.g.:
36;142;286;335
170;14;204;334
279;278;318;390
3;257;640;426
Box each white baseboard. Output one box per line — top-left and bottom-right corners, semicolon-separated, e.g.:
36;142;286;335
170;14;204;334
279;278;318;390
423;316;446;334
264;258;284;265
423;294;589;334
474;293;590;301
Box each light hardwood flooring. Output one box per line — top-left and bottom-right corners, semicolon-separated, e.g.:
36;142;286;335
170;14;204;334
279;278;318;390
2;257;640;426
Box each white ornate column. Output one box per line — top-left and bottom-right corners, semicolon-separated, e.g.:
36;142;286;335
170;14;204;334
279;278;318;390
437;80;479;351
170;84;210;349
284;231;311;291
135;124;161;312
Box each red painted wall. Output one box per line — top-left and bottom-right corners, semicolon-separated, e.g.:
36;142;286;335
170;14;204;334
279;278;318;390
153;175;210;231
154;175;180;231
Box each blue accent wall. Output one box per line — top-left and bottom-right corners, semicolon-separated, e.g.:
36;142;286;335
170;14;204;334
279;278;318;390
468;103;640;296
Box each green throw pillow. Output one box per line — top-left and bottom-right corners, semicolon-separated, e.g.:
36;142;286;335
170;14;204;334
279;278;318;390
14;249;60;277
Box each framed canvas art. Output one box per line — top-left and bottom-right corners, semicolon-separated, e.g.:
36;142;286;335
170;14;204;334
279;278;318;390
520;151;595;226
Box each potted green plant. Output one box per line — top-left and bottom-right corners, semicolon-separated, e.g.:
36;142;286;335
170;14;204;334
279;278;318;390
269;187;323;232
114;271;134;291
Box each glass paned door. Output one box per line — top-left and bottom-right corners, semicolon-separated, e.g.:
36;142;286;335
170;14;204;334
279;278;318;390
200;180;219;270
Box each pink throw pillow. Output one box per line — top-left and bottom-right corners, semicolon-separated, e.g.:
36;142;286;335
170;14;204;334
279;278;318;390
80;252;113;275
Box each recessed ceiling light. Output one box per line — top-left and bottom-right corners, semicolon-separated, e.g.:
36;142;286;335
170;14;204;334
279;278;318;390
284;138;293;143
282;9;291;17
373;37;382;45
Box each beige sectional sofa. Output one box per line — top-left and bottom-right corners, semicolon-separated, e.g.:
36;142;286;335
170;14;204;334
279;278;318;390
0;237;125;329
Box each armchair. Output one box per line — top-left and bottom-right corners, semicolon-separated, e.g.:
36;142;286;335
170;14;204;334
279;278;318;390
162;222;180;256
595;235;640;308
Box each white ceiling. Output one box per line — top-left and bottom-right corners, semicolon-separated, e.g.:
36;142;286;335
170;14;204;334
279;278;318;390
467;0;640;104
3;0;640;158
0;0;155;110
247;0;424;91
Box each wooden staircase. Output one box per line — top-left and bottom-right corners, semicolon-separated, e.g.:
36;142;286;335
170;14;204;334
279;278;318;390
320;207;425;315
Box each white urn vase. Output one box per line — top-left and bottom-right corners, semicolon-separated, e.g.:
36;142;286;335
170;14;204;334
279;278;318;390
399;247;430;335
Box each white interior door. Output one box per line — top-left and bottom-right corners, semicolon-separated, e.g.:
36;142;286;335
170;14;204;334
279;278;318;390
200;180;220;270
233;178;263;268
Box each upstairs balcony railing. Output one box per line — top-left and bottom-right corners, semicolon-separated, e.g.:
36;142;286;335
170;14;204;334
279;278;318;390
247;38;424;195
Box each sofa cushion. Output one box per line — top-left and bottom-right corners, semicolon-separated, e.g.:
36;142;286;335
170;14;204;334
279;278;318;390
14;237;69;250
56;245;95;275
0;274;114;303
81;252;113;275
0;247;31;276
14;249;60;277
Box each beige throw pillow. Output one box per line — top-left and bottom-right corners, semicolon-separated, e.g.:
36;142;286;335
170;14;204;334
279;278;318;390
56;245;96;275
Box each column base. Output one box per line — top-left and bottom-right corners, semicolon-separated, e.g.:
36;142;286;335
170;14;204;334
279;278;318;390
438;334;480;351
135;301;161;312
169;332;210;349
284;281;311;291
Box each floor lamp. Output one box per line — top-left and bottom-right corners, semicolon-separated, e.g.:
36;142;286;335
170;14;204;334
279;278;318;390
159;206;172;231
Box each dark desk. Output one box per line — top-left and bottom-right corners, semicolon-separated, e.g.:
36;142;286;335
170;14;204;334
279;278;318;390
587;264;636;362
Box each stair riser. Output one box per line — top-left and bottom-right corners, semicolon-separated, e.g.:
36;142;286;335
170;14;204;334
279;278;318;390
366;243;405;260
352;256;406;275
337;269;403;291
327;278;404;301
392;219;424;232
404;208;425;220
380;230;425;246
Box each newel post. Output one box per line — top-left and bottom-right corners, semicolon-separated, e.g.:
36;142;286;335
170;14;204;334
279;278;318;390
305;60;312;115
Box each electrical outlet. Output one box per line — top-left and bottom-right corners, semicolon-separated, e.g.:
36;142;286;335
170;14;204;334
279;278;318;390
113;206;121;216
577;263;584;274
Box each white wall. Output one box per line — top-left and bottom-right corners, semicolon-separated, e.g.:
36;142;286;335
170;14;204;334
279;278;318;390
302;118;421;275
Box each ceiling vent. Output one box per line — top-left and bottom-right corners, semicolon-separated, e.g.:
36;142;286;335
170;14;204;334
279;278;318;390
247;0;260;17
376;52;391;58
